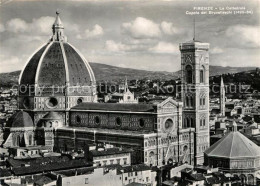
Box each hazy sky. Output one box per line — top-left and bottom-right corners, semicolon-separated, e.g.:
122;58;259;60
0;0;259;73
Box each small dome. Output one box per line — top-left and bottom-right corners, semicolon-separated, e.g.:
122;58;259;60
19;11;96;90
38;112;63;128
42;112;63;120
6;111;34;128
205;130;260;159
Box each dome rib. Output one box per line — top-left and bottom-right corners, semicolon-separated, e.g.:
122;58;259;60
60;42;70;84
19;44;48;85
67;43;96;83
205;131;260;159
229;132;234;158
237;132;259;157
35;42;54;86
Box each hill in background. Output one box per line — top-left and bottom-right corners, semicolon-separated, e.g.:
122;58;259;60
0;62;258;88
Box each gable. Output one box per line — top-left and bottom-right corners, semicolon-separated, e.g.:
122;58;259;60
157;98;180;114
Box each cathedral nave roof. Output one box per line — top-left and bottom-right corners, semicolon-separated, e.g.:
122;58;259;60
71;102;156;113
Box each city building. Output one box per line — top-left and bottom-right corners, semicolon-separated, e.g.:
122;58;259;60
56;166;122;186
104;78;138;104
162;166;242;186
55;164;157;186
92;147;132;166
120;164;157;185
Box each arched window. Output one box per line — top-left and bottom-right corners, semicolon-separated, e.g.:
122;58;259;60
185;65;193;84
186;96;189;107
116;117;122;126
248;174;254;185
139;118;145;128
76;115;81;123
240;174;247;185
187;118;190;127
31;135;34;145
13;136;17;146
29;135;32;145
149;151;155;166
183;119;186;128
184;118;189;128
190;118;194;127
17;135;20;147
94;116;100;124
200;66;205;83
190;97;193;107
165;118;173;130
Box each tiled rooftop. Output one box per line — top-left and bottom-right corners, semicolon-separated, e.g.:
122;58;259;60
91;148;132;157
71;102;156;113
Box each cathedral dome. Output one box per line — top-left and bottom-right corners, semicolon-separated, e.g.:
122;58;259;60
6;111;34;128
19;11;95;88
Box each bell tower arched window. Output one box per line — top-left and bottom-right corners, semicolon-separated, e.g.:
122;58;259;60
190;97;193;107
186;96;189;107
200;66;205;83
185;65;193;84
187;118;190;127
191;118;194;127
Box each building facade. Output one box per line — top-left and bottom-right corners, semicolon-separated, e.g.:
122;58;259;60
55;98;195;166
56;164;157;186
92;148;132;167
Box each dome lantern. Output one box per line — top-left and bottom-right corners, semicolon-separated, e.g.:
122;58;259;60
232;120;237;132
51;10;67;42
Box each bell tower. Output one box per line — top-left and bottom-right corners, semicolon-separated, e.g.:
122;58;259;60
179;40;210;165
220;76;225;116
